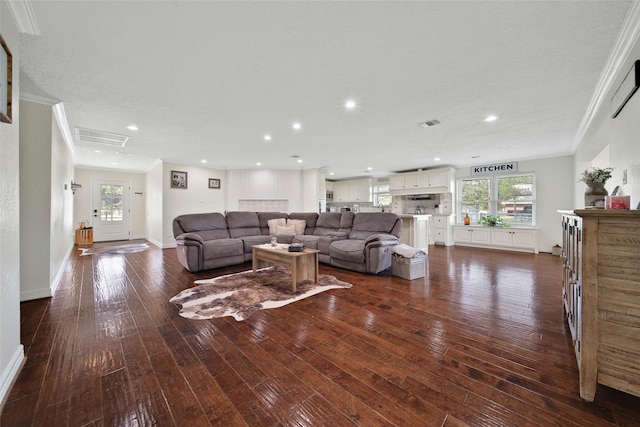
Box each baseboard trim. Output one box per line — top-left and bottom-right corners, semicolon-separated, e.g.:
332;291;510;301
0;345;25;410
146;237;176;249
20;288;52;301
50;242;75;297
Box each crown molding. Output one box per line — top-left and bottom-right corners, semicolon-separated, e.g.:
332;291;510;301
52;102;77;165
20;93;59;105
572;1;640;152
6;0;40;35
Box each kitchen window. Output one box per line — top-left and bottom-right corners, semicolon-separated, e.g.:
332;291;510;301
457;174;535;226
373;184;392;209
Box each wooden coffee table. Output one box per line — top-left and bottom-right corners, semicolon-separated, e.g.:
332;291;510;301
252;245;320;292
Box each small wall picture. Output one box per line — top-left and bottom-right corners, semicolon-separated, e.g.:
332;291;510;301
171;170;188;189
208;178;221;189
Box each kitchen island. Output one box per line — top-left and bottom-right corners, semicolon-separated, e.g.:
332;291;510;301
398;214;431;252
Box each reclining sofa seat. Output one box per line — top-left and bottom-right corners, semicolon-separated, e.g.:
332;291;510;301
225;211;275;261
329;212;402;274
292;212;354;264
173;212;244;272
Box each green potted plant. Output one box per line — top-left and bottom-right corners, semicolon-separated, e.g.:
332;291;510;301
579;167;613;208
479;214;508;227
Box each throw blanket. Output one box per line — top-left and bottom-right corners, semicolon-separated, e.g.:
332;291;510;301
393;243;426;258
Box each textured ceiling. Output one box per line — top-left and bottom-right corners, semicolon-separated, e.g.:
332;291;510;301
19;1;633;179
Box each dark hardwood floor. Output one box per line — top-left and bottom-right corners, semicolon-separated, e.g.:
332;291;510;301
2;241;640;426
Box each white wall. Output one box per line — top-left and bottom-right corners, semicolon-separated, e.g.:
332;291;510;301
19;101;52;301
49;106;74;296
455;155;574;252
0;0;23;405
225;169;303;212
162;162;227;247
19;100;75;301
145;161;163;247
73;168;147;240
573;4;640;208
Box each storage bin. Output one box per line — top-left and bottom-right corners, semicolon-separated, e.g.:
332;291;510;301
392;255;425;280
75;228;93;246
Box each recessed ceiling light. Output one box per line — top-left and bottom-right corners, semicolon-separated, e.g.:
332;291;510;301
484;115;498;122
264;135;272;141
292;122;302;130
111;162;118;165
434;157;441;161
256;162;261;166
201;160;207;163
329;172;334;176
367;166;373;171
345;99;356;110
94;150;101;153
126;125;138;131
297;159;303;163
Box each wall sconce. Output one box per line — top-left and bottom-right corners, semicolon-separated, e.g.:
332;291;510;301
71;181;82;194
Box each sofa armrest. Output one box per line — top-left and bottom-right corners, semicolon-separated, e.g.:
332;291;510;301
176;232;204;244
364;233;398;244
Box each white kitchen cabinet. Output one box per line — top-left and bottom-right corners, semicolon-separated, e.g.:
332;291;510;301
426;169;450;189
390;173;420;191
333;179;371;203
453;226;490;244
491;228;538;250
453;226;539;253
432;215;453;246
389;168;454;195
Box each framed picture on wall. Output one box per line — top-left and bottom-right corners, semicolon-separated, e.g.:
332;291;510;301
208;178;221;189
171;170;188;189
0;34;12;124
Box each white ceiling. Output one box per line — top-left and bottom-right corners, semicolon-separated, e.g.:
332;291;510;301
19;1;633;179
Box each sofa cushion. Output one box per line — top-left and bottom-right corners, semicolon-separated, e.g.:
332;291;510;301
329;239;366;263
288;212;319;234
174;212;230;238
258;212;288;235
287;219;306;235
276;225;296;236
202;238;243;260
267;218;286;236
313;212;344;236
240;235;272;253
349;212;401;240
226;211;262;238
340;211;355;231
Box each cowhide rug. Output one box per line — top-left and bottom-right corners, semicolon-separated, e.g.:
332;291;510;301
79;243;149;256
170;266;352;321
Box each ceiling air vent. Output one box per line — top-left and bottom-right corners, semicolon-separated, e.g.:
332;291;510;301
419;119;440;128
75;127;129;147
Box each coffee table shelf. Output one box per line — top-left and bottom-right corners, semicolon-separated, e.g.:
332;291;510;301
252;245;319;292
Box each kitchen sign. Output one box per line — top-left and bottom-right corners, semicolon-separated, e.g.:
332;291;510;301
471;162;518;175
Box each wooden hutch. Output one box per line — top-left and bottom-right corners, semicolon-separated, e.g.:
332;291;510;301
559;209;640;401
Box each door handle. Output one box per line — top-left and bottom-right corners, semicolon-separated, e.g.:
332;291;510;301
93;209;97;218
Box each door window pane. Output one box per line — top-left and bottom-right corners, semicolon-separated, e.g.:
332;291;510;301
100;184;123;222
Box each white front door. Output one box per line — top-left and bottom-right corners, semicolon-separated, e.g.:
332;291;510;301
92;180;131;242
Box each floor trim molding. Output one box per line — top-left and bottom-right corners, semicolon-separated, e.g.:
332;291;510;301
0;345;25;410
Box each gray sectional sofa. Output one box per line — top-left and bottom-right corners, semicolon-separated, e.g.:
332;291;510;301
172;211;402;274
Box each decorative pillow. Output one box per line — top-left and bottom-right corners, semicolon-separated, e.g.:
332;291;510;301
287;219;306;235
267;218;286;236
276;225;296;236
